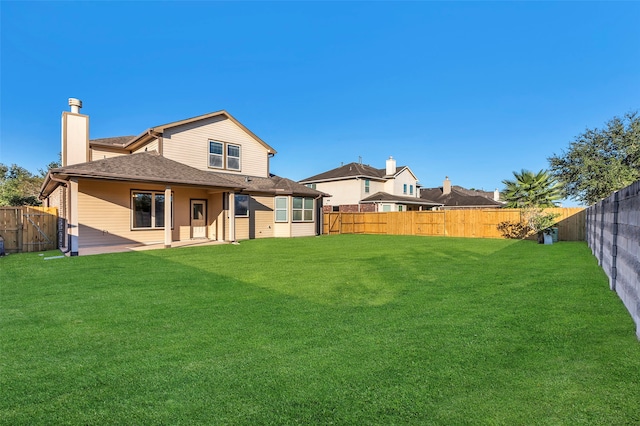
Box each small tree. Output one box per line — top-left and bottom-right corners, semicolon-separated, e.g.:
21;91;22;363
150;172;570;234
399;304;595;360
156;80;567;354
501;169;562;208
548;112;640;205
498;169;561;242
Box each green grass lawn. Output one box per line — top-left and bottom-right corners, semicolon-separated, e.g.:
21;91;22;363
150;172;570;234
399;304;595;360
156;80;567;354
1;235;639;425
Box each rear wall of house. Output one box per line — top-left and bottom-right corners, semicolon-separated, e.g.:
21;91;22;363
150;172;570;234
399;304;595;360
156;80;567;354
318;180;366;206
90;147;128;161
228;195;275;240
162;116;270;178
76;180;223;248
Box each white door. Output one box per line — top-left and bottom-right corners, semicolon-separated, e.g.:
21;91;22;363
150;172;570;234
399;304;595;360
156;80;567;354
191;200;206;239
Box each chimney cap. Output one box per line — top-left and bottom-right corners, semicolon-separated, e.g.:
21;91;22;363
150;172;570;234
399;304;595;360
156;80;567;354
68;98;82;108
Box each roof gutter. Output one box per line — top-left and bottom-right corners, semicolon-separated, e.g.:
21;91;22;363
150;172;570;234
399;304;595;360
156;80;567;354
39;173;72;254
39;172;68;200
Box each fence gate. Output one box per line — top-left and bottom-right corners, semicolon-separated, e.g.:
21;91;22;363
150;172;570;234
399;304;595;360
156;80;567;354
327;213;341;235
0;207;58;253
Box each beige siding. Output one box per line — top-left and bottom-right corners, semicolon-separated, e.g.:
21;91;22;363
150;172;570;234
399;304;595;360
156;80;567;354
291;222;316;237
90;147;128;161
76;180;223;248
252;195;274;238
77;180;163;248
174;189;221;241
317;179;363;206
133;139;159;154
62;113;89;166
224;195;275;241
385;168;419;197
208;194;224;240
235;217;250;240
274;222;291;238
163;115;270;177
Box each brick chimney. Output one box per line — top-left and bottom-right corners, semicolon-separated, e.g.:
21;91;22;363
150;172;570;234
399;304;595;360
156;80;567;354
443;176;451;195
386;156;396;175
61;98;89;166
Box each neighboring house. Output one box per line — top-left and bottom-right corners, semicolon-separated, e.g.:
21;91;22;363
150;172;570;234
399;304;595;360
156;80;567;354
39;98;327;256
420;177;503;209
299;157;442;212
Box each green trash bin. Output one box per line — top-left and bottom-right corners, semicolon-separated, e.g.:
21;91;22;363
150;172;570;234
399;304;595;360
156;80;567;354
551;227;559;243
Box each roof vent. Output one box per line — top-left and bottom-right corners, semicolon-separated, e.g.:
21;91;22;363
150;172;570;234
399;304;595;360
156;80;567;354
68;98;82;114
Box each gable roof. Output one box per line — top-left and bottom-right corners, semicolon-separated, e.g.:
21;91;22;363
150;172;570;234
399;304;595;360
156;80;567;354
123;110;277;154
90;136;137;148
420;186;503;207
300;162;410;183
40;151;326;199
361;192;443;206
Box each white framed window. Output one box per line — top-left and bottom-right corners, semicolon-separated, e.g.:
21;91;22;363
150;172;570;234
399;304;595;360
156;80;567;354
235;194;249;217
398;205;404;212
293;197;313;222
364;179;370;193
382;204;391;212
209;140;241;171
275;196;288;222
403;184;407;194
132;191;172;229
227;144;241;171
209;141;223;169
410;185;414;195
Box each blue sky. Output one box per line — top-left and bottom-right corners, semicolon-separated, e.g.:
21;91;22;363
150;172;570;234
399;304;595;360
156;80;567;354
1;1;638;206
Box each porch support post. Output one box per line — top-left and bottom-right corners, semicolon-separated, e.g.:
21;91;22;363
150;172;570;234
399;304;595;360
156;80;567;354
164;186;172;248
228;192;236;242
69;178;79;256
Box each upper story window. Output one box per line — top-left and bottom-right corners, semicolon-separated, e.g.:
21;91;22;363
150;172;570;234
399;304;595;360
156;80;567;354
410;185;414;195
364;179;370;193
305;183;316;189
227;144;241;170
209;140;241;171
209;141;223;169
403;184;407;194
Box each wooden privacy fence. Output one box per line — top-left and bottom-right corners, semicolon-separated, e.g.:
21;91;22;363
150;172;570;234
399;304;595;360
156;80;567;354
323;208;586;241
0;207;58;253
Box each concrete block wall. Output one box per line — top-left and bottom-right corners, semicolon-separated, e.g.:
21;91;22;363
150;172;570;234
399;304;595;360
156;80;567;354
586;180;640;339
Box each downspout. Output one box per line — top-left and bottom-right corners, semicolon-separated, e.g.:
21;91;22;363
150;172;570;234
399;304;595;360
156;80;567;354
315;194;323;236
46;175;72;254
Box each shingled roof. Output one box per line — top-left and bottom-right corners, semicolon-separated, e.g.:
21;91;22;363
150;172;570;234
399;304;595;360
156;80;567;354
361;191;442;206
420;186;503;208
90;136;137;148
300;162;408;183
206;172;330;197
40;151;326;199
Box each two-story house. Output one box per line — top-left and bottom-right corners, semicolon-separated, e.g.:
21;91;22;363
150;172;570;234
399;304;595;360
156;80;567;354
39;99;327;255
299;157;442;212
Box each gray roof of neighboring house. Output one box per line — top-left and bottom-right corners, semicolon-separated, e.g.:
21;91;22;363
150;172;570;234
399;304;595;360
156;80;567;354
40;151;327;198
420;186;503;207
300;162;408;183
361;191;443;206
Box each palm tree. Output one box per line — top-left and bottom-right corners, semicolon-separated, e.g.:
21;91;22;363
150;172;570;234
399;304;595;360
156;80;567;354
502;169;562;208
